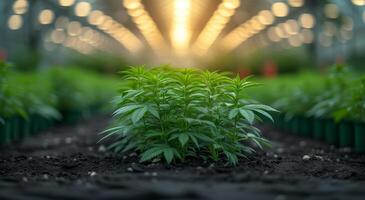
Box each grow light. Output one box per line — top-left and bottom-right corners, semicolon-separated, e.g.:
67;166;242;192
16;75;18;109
192;0;240;56
58;0;76;7
171;0;191;55
8;15;23;30
123;0;167;54
39;9;55;25
75;1;92;17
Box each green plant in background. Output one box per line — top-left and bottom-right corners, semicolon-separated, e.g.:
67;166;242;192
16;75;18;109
0;62;26;122
102;67;276;165
307;65;353;121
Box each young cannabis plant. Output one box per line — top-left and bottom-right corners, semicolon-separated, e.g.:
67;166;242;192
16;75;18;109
101;67;277;165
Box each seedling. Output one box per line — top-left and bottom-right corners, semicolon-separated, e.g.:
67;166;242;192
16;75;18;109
102;67;276;165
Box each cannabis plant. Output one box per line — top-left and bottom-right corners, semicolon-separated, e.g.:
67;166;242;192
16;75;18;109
101;67;276;165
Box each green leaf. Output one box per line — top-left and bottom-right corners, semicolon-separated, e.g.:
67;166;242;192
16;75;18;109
178;134;189;146
239;109;255;124
163;148;174;164
254;109;274;123
228;108;239;119
244;104;278;112
140;147;164;163
131;106;148;124
148;106;160;119
113;104;142;116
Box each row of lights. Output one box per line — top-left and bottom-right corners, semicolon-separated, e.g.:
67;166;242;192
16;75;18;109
8;0;29;30
123;0;167;54
58;0;143;53
171;0;191;55
192;0;241;56
220;0;307;52
50;17;111;54
87;10;143;53
266;17;314;47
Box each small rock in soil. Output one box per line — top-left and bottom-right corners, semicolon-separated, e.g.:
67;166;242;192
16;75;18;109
98;145;106;152
302;155;311;161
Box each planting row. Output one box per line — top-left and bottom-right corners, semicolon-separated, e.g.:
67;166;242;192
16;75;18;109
248;65;365;153
0;61;119;145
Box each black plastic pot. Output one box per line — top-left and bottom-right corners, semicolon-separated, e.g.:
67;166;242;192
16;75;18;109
0;119;12;145
291;116;301;135
338;121;354;148
354;123;365;153
324;119;339;146
298;117;312;137
313;118;325;140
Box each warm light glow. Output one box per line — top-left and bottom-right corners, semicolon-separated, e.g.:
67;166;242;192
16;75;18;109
299;29;314;44
88;10;104;25
13;0;28;15
299;13;315;29
271;2;289;17
39;9;55;25
352;0;365;6
8;15;23;30
58;0;75;7
324;4;339;19
257;10;274;25
171;0;191;54
51;29;66;44
287;0;304;8
55;17;69;29
267;27;280;42
75;2;92;17
124;0;167;53
284;19;299;35
193;0;240;55
288;34;302;47
67;21;82;36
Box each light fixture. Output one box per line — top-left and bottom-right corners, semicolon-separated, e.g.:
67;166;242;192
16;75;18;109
39;9;55;25
8;15;23;30
75;2;92;17
271;2;289;17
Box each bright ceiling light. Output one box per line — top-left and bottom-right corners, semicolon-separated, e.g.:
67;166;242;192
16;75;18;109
75;2;92;17
39;9;55;25
171;0;191;54
13;0;28;15
324;4;339;19
352;0;365;6
8;15;23;30
272;2;289;17
287;0;304;8
257;10;274;25
299;13;315;29
58;0;75;7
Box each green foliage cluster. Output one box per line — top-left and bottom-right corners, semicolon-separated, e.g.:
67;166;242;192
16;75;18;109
247;65;365;122
102;67;276;165
0;64;119;123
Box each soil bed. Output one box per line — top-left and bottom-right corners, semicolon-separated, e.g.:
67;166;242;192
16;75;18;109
0;116;365;200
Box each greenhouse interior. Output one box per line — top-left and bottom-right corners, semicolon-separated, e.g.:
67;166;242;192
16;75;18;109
1;0;365;199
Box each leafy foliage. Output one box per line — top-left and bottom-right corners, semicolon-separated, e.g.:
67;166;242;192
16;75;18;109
102;67;276;165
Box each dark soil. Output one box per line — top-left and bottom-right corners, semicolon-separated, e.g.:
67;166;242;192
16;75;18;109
1;116;365;200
